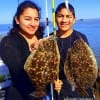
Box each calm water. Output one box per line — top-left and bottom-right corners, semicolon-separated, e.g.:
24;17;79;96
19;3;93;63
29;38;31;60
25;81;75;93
0;18;100;68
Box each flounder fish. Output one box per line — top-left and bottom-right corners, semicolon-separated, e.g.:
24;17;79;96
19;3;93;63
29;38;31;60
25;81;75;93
64;38;98;96
24;35;60;97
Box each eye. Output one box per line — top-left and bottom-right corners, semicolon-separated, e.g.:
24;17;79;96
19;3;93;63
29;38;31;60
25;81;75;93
69;16;73;18
24;16;31;20
57;15;63;18
25;18;31;20
34;17;40;21
66;15;73;18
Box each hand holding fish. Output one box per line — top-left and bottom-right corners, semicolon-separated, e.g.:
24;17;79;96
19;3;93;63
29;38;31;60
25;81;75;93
30;40;40;51
54;79;63;93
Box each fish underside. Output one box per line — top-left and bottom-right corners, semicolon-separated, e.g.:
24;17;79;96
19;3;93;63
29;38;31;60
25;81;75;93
64;38;98;97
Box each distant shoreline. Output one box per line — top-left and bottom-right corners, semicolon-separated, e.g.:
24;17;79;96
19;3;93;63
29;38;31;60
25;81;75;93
0;18;100;25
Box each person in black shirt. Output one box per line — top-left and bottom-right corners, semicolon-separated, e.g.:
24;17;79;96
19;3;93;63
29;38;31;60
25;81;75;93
53;2;95;100
0;1;44;100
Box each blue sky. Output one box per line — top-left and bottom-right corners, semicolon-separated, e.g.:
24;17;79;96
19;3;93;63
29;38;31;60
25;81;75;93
0;0;100;24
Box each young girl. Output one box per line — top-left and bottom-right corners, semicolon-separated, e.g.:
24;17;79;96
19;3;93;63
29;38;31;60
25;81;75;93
0;1;44;100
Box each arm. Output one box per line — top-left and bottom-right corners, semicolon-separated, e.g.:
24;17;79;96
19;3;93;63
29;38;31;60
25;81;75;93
0;37;24;80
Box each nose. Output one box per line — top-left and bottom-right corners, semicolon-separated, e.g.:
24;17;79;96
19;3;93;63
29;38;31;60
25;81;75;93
30;20;36;26
62;16;69;22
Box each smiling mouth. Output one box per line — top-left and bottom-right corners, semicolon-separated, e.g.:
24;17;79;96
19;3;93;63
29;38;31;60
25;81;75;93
61;24;69;27
61;22;69;25
28;28;36;31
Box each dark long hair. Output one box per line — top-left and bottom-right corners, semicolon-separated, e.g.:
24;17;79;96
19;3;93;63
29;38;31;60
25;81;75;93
8;0;44;39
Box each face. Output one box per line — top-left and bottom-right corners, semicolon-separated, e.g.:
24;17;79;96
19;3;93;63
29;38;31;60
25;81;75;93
56;8;75;32
15;8;40;36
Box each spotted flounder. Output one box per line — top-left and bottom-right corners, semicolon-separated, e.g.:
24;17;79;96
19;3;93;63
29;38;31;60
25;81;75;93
24;35;60;96
64;38;98;96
